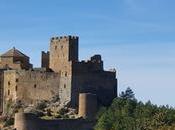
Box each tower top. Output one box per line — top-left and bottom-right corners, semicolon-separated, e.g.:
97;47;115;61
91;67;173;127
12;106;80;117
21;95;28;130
50;35;79;42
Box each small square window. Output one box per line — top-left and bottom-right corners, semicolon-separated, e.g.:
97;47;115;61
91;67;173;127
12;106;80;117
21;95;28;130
64;84;66;88
8;90;10;95
8;81;10;86
65;72;68;77
16;79;19;82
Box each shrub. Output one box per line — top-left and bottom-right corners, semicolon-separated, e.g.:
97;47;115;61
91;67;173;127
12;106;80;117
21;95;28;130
4;117;14;127
58;108;68;115
35;100;47;110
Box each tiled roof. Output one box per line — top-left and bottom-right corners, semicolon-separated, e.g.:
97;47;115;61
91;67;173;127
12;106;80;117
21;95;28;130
1;47;29;58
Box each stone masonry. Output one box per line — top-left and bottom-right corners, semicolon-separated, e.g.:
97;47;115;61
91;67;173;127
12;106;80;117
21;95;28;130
0;35;118;114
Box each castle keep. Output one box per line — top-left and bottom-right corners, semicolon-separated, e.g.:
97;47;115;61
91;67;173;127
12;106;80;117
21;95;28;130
0;36;117;114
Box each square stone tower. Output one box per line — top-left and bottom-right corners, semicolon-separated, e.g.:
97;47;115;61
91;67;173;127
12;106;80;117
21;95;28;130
49;36;78;72
49;36;79;105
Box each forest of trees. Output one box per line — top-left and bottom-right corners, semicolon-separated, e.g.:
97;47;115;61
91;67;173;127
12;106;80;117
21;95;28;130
95;88;175;130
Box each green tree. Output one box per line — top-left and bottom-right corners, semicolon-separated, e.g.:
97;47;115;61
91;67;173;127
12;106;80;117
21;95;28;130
95;88;175;130
119;87;135;100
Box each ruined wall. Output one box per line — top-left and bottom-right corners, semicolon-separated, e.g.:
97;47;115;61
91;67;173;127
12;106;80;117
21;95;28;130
41;51;49;69
3;70;60;106
14;112;95;130
49;36;79;105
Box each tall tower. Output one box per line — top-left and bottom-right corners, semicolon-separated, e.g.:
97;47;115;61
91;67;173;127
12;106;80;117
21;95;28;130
49;36;79;105
49;36;78;73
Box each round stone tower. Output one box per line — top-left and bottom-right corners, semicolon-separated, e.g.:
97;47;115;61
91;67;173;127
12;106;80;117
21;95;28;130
78;93;97;119
14;112;38;130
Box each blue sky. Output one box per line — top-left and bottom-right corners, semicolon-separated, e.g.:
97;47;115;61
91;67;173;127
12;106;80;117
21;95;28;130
0;0;175;106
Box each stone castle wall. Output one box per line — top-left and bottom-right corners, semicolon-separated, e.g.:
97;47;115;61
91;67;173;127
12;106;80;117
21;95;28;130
71;57;117;106
3;69;60;106
72;69;117;106
14;112;95;130
0;70;4;113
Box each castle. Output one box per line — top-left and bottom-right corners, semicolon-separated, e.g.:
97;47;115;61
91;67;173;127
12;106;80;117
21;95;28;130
0;36;117;129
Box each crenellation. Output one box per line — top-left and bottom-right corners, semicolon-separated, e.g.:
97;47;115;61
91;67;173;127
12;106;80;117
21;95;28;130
51;36;78;42
109;68;117;73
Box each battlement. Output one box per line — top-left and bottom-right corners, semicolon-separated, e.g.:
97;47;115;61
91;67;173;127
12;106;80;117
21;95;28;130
41;51;49;55
50;36;79;42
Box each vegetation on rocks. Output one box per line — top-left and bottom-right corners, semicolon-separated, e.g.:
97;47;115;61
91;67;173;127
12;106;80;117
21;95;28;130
0;95;77;129
24;95;77;120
